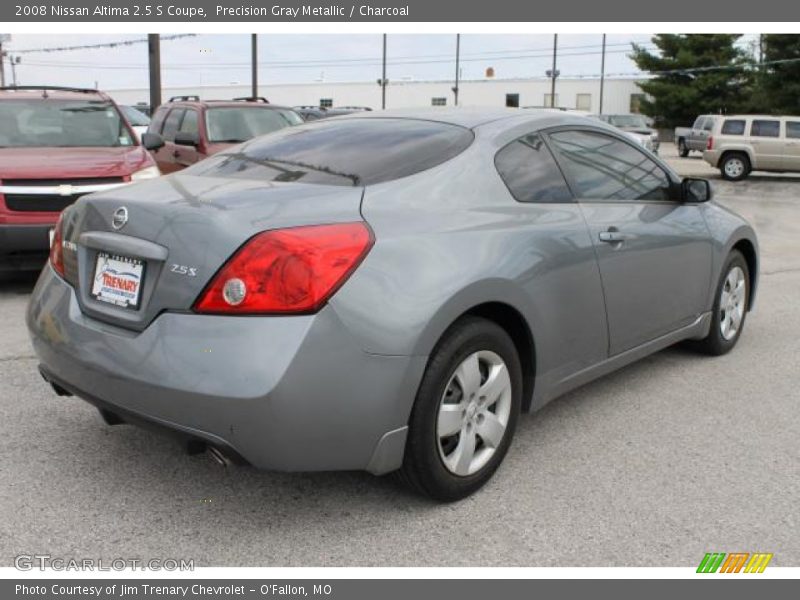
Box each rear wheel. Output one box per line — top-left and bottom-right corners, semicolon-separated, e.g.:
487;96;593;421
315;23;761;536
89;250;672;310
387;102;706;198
678;138;690;157
399;317;522;501
720;152;750;181
690;250;750;355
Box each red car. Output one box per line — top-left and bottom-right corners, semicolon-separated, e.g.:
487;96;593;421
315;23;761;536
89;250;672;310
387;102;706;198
0;86;160;272
142;96;303;173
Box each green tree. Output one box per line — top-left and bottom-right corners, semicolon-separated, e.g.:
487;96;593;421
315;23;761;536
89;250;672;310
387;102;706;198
759;34;800;114
630;34;749;128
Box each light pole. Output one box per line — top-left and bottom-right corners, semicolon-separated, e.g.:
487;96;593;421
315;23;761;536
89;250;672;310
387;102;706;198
549;34;558;107
453;33;461;107
148;34;161;110
381;33;387;109
251;34;258;99
599;34;606;114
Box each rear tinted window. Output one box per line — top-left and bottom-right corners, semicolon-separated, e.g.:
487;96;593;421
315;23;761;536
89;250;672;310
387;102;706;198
495;133;573;203
187;118;475;186
786;122;800;139
721;119;745;135
751;120;780;138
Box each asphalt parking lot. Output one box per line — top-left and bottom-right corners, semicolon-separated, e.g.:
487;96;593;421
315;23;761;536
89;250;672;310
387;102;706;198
1;144;798;567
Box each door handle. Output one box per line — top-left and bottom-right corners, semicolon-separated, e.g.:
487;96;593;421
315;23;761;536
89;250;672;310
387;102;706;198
599;230;629;244
172;150;181;158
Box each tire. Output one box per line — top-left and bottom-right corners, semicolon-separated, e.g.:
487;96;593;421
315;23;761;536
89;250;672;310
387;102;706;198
720;152;751;181
398;316;523;501
689;250;750;356
678;138;690;157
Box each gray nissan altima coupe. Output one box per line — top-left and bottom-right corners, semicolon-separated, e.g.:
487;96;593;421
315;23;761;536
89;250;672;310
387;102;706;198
27;109;758;501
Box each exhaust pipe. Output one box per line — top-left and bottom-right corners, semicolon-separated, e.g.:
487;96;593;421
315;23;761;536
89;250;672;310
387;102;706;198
207;446;233;467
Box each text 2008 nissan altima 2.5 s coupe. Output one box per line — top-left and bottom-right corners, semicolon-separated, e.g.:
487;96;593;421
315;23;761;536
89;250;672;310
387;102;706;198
27;109;758;501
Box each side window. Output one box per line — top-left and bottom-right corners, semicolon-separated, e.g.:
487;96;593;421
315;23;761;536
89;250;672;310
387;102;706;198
494;133;573;203
692;116;705;129
721;119;746;135
161;108;185;142
548;129;671;201
787;122;800;139
179;109;199;135
751;119;780;138
150;107;169;134
702;117;715;131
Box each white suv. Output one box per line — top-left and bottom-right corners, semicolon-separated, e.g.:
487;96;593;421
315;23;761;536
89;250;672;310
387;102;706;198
704;115;800;181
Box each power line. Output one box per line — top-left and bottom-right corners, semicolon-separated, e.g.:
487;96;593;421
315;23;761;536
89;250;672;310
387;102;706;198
11;34;196;54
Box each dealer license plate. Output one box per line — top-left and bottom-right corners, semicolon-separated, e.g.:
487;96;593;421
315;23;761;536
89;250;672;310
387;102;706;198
90;252;145;310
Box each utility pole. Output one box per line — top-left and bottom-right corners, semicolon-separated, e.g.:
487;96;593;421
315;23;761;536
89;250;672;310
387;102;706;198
251;34;258;99
550;34;558;107
599;34;606;114
148;34;161;110
0;34;9;87
10;55;18;86
381;33;387;109
453;33;460;107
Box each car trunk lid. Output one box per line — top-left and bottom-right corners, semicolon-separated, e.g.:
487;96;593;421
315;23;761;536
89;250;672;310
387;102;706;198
60;172;365;331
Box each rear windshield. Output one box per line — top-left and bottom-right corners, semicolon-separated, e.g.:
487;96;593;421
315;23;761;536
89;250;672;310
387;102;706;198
121;105;151;127
205;107;303;143
0;99;135;147
608;115;648;129
187;118;475;186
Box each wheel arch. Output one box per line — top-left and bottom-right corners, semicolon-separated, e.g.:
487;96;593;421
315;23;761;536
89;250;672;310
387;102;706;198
731;238;759;310
422;297;537;414
717;147;753;169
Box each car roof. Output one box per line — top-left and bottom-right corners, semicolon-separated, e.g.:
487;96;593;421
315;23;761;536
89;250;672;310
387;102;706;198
335;107;546;129
335;107;610;131
0;87;113;102
163;100;297;111
718;114;797;119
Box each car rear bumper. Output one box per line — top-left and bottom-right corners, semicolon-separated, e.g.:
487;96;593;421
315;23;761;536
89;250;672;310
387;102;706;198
703;150;721;166
0;223;52;270
27;265;426;475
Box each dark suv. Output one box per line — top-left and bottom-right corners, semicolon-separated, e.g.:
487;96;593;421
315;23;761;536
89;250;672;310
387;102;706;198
142;97;303;173
0;86;159;272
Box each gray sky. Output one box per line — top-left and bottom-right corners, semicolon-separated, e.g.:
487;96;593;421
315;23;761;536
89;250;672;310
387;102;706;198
2;33;665;90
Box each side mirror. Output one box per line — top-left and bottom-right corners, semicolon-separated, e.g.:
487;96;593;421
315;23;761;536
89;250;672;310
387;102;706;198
174;132;200;147
682;177;712;203
141;132;164;151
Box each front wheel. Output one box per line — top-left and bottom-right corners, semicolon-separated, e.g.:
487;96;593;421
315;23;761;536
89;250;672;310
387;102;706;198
678;138;690;157
399;317;522;501
690;250;750;355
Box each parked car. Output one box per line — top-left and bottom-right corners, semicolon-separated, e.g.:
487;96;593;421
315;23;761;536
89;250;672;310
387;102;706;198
704;114;800;181
142;97;303;173
593;113;660;153
293;106;329;121
28;109;758;501
0;86;159;272
120;105;151;141
674;115;717;157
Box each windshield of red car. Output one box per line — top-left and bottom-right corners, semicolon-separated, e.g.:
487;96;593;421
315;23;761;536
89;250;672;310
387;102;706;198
0;99;135;148
205;107;304;143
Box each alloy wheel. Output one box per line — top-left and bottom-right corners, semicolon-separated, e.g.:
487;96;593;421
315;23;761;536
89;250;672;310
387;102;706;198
719;265;746;340
436;350;512;477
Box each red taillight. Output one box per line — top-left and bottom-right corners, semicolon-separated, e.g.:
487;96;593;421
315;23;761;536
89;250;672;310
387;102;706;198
707;136;714;150
194;222;374;315
49;213;65;277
